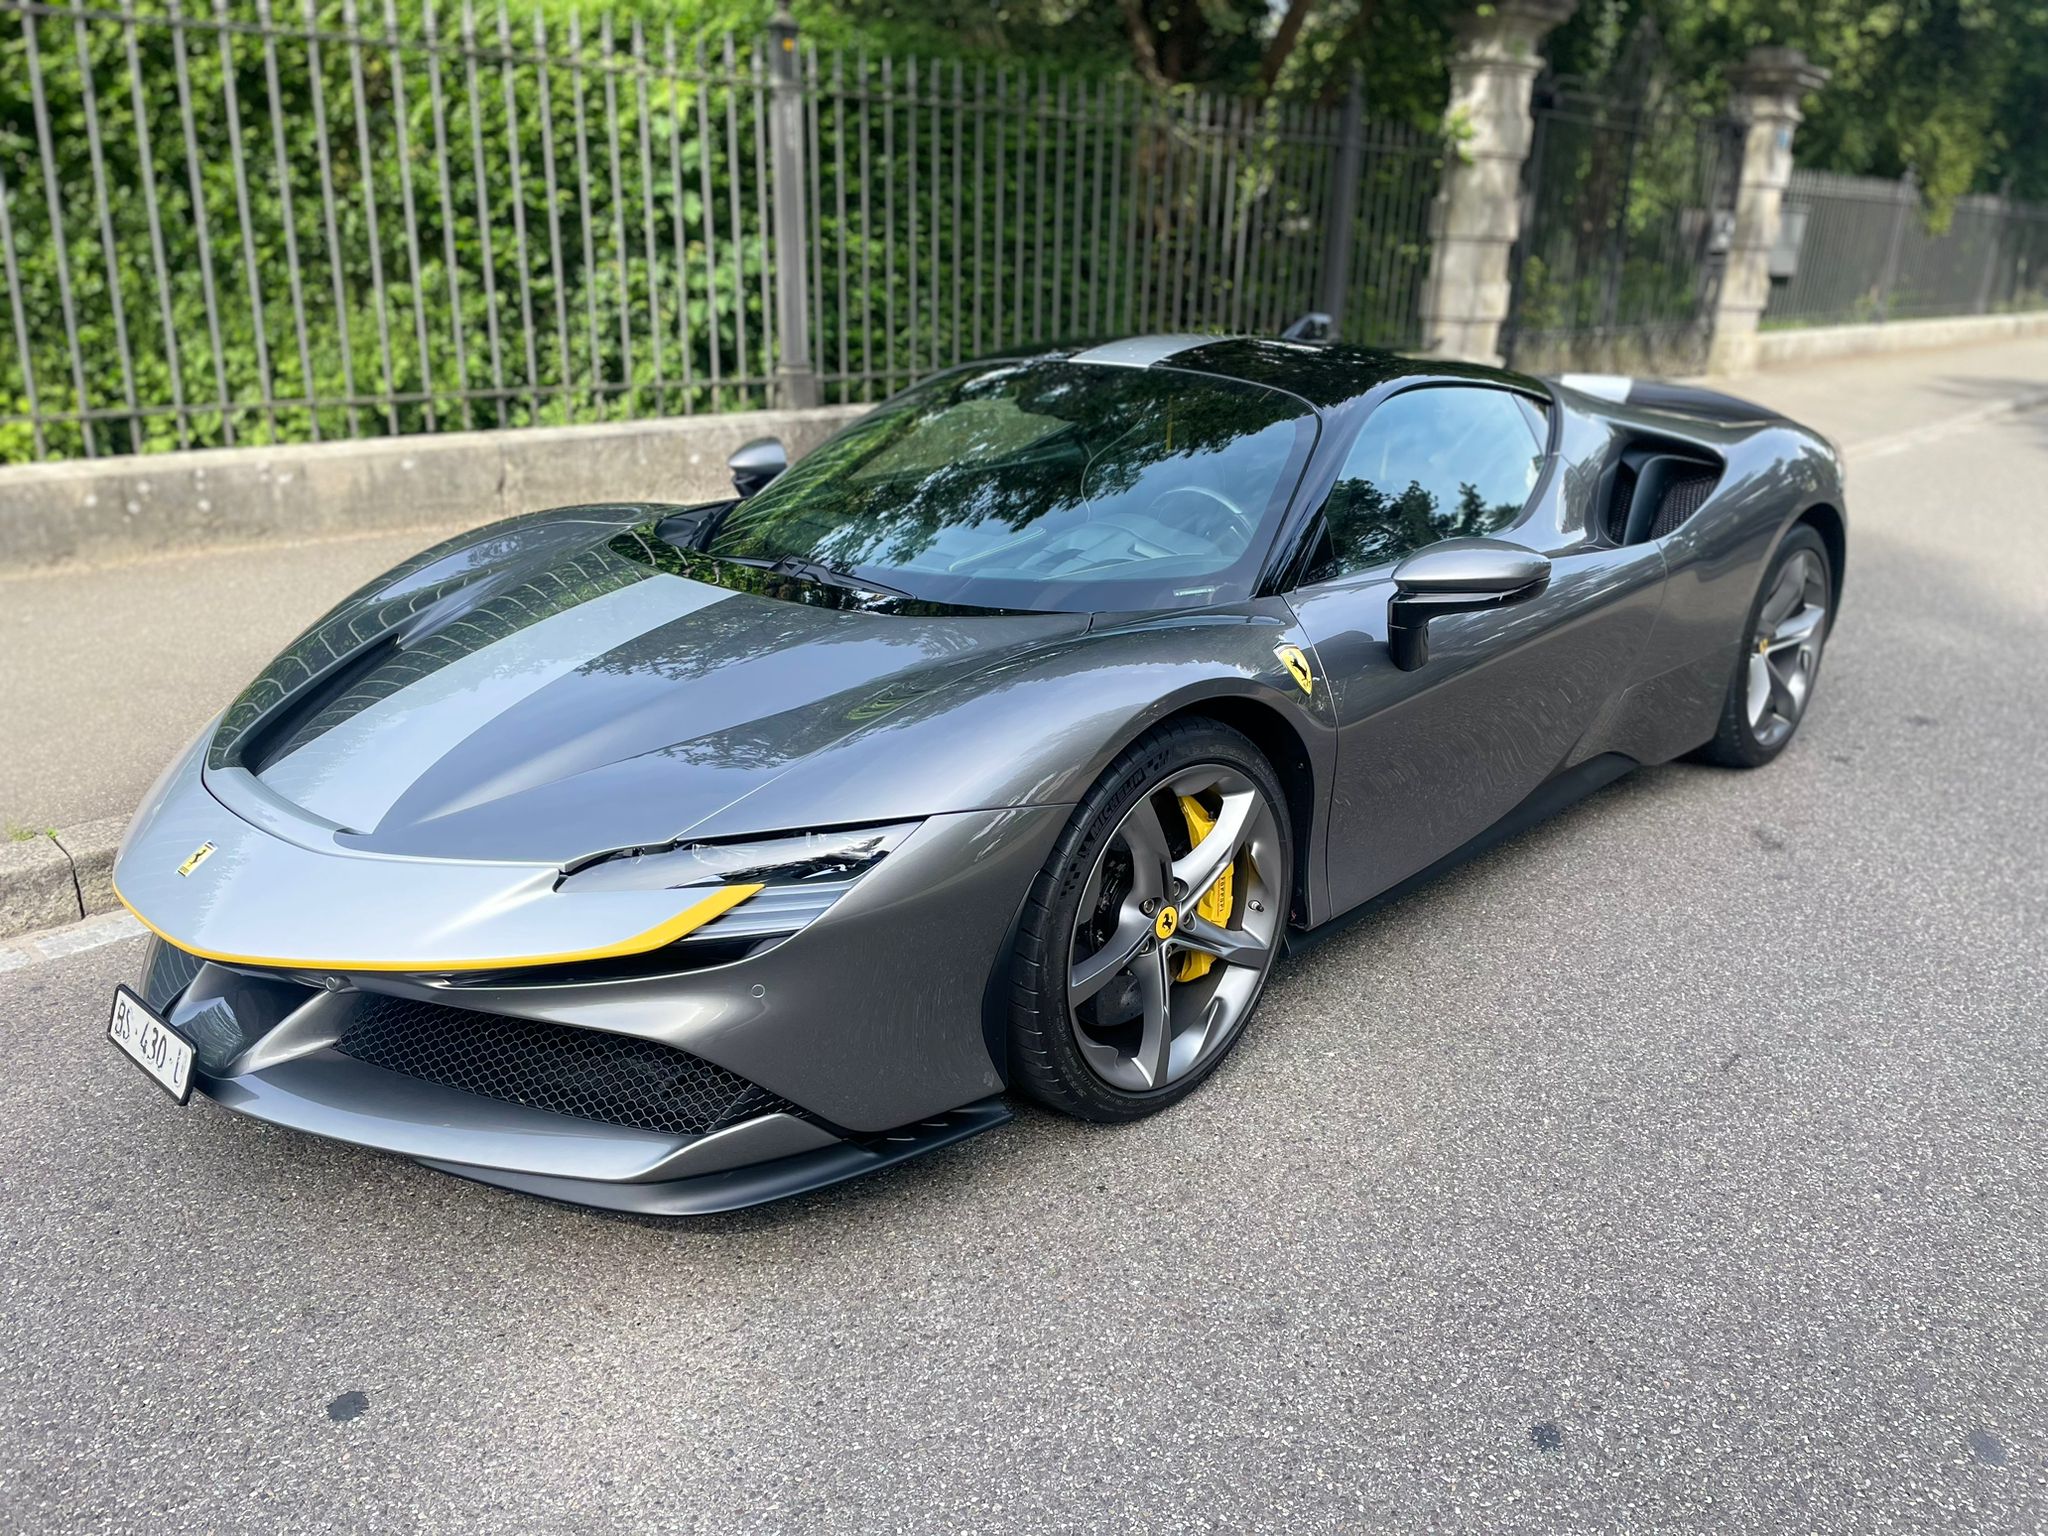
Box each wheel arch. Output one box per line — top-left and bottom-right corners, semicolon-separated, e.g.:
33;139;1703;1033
1150;694;1321;930
1795;501;1847;615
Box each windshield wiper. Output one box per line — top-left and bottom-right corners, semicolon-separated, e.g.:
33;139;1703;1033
720;552;918;603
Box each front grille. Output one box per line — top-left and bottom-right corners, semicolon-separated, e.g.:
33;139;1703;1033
335;994;794;1137
141;936;206;1011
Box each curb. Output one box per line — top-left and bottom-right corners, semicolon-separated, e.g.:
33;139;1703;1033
0;909;147;972
0;404;868;572
0;816;126;942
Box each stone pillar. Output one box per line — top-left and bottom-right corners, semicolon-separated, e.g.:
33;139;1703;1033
1417;0;1577;365
1706;46;1828;376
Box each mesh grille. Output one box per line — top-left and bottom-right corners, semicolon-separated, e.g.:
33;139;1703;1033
142;937;206;1011
1605;460;1639;543
336;995;794;1137
1651;470;1717;539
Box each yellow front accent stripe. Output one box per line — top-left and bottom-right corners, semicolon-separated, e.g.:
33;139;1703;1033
111;879;765;974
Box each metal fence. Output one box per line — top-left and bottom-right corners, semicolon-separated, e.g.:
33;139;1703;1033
801;60;1441;403
1501;82;1741;374
0;0;1439;463
1763;168;2048;328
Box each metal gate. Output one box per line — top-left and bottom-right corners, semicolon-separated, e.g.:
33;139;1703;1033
1502;79;1742;374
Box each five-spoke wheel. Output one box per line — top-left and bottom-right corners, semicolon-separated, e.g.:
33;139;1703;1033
1009;719;1292;1121
1746;545;1829;750
1066;763;1285;1093
1699;523;1835;768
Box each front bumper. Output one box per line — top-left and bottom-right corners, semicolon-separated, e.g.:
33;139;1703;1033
122;776;1068;1209
141;942;1020;1213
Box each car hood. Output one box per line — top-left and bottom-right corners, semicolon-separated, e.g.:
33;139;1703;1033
202;509;1087;863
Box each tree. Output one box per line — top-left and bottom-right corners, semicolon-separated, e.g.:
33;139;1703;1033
1546;0;2048;214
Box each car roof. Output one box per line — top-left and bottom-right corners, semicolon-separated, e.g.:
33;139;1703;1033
1060;334;1546;412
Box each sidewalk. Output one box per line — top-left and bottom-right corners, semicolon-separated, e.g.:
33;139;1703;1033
3;333;2045;932
2;524;464;832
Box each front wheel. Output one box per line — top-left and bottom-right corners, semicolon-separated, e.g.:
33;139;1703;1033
1008;719;1292;1123
1696;525;1834;769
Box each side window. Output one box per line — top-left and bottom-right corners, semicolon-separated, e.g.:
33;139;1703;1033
1309;386;1543;582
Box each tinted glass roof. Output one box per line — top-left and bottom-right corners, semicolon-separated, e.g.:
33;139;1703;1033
1161;337;1542;409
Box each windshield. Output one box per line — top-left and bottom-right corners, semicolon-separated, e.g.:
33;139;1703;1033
705;361;1318;613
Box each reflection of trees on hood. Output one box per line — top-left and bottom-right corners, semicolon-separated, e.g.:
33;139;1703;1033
709;363;1302;574
1326;479;1521;572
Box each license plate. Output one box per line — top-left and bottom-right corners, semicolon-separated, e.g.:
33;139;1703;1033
107;986;196;1104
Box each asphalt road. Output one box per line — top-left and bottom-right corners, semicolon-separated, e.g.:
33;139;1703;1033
0;526;460;833
2;345;2045;1533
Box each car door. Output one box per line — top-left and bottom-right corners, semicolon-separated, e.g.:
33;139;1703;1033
1286;383;1668;916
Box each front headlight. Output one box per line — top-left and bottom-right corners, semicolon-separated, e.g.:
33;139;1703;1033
560;823;918;892
557;823;920;945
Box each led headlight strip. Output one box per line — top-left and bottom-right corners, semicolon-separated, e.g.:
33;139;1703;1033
556;822;920;945
557;823;917;893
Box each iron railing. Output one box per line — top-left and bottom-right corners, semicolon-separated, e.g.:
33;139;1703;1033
1501;83;1741;374
800;59;1440;403
1763;168;2048;328
0;0;1440;463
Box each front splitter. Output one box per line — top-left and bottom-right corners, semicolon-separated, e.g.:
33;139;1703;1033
415;1098;1014;1215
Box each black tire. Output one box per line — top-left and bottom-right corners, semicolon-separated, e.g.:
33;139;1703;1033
1008;717;1292;1123
1695;524;1834;768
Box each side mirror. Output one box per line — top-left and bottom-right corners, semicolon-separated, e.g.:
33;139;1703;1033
728;436;788;498
1388;539;1550;671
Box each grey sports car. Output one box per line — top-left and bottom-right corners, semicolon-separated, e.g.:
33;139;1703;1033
107;335;1846;1213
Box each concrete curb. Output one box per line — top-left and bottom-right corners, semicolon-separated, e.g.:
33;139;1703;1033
0;834;81;936
0;404;868;572
0;909;148;972
0;816;127;941
1749;309;2048;369
54;816;128;923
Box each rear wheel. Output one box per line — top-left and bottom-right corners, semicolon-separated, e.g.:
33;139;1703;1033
1696;525;1833;768
1008;719;1291;1122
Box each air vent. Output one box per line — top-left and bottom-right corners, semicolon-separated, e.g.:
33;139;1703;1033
336;995;797;1136
1605;443;1721;546
142;936;206;1011
1605;460;1639;544
1649;470;1717;540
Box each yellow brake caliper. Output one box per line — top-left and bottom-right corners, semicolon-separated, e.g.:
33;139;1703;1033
1174;795;1234;982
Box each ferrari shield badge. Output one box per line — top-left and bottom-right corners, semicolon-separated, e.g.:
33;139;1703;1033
177;841;217;877
1275;644;1313;697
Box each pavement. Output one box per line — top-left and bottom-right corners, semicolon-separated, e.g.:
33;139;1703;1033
1;526;465;834
1;337;2045;1532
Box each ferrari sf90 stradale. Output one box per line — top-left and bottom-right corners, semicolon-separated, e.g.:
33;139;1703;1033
107;335;1845;1212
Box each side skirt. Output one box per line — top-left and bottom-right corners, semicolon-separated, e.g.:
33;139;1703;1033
1284;752;1640;957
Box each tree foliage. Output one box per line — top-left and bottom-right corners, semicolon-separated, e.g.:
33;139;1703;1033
1548;0;2048;210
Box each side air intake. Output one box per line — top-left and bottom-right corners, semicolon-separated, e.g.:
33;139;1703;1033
1648;468;1717;539
1604;442;1722;546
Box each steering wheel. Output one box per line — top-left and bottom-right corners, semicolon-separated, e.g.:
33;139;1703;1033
1146;485;1255;549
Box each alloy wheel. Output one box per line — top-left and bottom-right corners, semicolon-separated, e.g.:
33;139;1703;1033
1065;764;1285;1093
1747;548;1829;749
